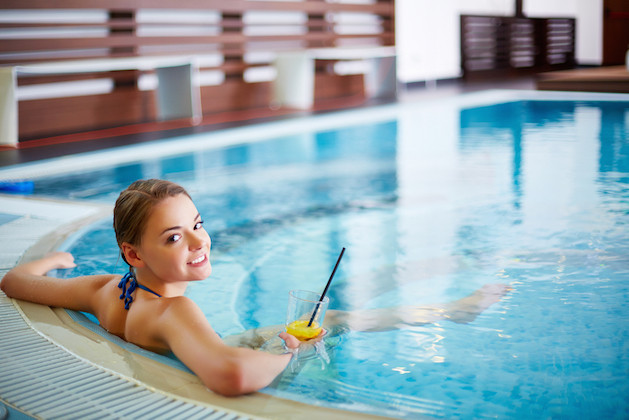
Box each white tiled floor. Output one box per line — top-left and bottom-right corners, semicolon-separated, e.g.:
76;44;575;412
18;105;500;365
0;196;108;271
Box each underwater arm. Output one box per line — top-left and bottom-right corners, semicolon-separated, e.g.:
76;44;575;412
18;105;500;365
222;325;285;349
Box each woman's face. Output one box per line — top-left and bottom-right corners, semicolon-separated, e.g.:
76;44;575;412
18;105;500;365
135;193;212;284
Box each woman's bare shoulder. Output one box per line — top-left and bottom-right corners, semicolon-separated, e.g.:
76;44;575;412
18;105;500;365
155;295;203;320
124;295;212;351
83;273;120;286
78;274;122;301
126;295;202;329
152;296;218;339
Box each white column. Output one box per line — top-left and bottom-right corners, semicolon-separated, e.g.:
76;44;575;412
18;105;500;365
364;55;398;99
0;67;17;147
272;52;314;110
155;62;202;124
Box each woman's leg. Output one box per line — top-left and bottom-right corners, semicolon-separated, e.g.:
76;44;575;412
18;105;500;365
224;284;511;346
323;283;511;332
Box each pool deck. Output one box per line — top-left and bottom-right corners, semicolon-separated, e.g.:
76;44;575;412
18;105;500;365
0;75;537;168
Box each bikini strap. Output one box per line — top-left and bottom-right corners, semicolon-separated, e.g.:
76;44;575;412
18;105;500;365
118;271;162;310
136;283;162;298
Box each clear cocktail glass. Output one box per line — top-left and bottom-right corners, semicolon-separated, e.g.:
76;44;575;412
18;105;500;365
285;289;329;341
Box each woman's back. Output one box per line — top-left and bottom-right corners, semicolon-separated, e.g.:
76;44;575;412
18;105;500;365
89;274;173;353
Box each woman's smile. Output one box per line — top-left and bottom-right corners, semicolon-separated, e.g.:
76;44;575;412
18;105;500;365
188;254;208;266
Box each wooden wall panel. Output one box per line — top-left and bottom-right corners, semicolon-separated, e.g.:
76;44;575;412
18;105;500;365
2;0;395;141
18;89;154;140
200;82;272;114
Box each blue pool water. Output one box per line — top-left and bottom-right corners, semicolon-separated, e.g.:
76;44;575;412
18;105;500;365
30;95;629;418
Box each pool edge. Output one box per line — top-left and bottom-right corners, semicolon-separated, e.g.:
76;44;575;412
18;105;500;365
0;194;393;419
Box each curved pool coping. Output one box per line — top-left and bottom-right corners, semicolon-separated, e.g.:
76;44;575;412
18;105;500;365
0;194;388;419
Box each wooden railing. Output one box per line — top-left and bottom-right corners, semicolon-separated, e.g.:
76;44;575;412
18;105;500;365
0;0;395;141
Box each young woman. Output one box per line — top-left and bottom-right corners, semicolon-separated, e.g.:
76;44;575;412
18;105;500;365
1;179;509;396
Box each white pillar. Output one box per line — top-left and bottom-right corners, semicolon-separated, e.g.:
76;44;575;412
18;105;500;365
272;52;315;110
0;67;17;147
364;55;398;99
155;63;202;124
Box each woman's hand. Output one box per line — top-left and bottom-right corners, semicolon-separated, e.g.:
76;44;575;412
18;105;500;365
279;331;301;350
278;329;329;372
44;252;77;271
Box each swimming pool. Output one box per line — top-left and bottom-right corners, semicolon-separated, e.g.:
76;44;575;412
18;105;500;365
8;91;629;419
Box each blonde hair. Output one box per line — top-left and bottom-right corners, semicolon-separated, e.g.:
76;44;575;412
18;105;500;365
113;179;190;249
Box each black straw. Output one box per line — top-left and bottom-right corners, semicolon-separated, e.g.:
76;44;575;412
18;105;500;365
308;247;346;327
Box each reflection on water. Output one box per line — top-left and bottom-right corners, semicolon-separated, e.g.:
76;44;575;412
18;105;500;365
50;99;629;419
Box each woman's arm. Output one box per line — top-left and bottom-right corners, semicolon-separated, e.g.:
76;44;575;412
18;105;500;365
0;251;109;313
153;296;296;396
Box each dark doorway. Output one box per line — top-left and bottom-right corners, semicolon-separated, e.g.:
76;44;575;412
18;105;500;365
603;0;629;65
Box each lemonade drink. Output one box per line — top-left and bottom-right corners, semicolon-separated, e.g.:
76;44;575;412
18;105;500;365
286;290;329;341
286;319;322;340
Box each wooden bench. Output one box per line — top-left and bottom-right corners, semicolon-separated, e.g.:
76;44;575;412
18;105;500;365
0;0;395;146
1;58;202;146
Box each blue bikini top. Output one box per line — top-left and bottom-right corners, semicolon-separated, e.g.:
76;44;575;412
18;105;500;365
118;271;162;310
